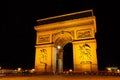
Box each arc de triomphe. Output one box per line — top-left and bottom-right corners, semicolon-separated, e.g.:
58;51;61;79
34;9;98;73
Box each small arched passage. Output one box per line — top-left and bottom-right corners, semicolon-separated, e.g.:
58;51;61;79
63;42;73;71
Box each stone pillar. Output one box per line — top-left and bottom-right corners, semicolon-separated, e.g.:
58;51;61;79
57;49;63;73
58;59;63;73
53;47;57;74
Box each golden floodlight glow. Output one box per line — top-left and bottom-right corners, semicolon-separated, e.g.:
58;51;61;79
34;9;98;73
107;68;112;71
17;67;21;72
117;69;120;73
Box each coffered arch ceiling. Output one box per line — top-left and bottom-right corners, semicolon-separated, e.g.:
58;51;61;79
53;31;73;48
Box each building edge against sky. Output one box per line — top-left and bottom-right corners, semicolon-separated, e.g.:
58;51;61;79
34;9;98;73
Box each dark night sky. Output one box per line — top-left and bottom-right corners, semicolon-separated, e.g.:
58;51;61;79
1;0;120;70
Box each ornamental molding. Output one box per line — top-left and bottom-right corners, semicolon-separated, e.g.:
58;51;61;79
34;16;95;32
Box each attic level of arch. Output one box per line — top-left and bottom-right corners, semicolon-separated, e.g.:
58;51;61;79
35;17;96;46
34;16;96;32
36;9;94;25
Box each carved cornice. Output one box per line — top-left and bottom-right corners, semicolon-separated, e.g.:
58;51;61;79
34;17;95;32
36;9;93;25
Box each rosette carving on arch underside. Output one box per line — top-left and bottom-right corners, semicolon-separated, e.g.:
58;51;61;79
53;31;73;48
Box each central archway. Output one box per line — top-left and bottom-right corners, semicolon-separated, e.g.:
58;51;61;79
54;31;73;73
63;43;73;71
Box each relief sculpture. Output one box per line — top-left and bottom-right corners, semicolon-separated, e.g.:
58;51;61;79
39;49;47;63
38;34;50;43
77;29;92;39
79;43;91;61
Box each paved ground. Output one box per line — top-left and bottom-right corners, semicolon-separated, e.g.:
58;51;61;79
0;74;120;80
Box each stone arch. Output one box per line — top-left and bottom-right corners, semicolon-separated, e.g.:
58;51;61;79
53;31;73;73
53;31;73;49
34;10;98;73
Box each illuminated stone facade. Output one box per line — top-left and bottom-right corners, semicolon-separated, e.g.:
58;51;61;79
34;9;98;73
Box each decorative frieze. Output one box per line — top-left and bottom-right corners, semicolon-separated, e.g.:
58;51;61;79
52;30;74;42
76;28;92;39
35;20;94;32
38;34;50;44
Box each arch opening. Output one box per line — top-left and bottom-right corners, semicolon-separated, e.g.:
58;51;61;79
63;43;73;71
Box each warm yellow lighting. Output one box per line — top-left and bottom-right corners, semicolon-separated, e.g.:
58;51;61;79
107;67;112;72
17;67;21;72
0;66;1;69
117;69;120;73
69;69;72;72
30;68;35;73
25;69;28;72
34;10;98;73
57;45;61;49
107;68;111;71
